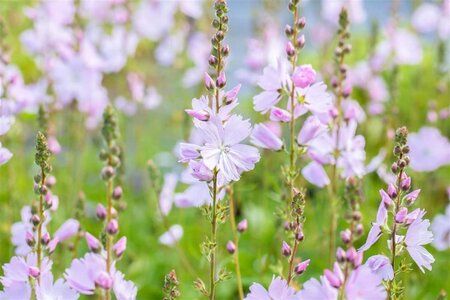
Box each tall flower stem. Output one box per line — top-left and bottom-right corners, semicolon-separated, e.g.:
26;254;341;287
210;170;218;300
328;8;351;263
36;167;46;277
105;160;113;300
228;186;244;300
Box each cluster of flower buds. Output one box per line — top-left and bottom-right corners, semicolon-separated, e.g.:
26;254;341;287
208;0;229;91
285;0;306;58
332;8;352;106
163;270;181;300
340;177;364;246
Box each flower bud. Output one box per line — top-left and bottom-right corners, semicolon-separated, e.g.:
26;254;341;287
95;271;113;289
294;259;310;275
391;162;399;174
216;71;226;88
26;231;35;247
221;44;230;56
346;247;357;263
101;166;115;180
395;207;408;223
285;25;294;36
387;184;397;198
296;17;306;29
96;204;107;220
295;230;304;242
401;176;411;191
185;109;210;121
398;159;406;168
324;269;341;288
113;237;127;258
31;214;41;226
286;41;295;57
41;232;50;245
226;240;236;254
86;232;101;253
282;241;291;257
340;229;351;244
28;266;40;278
112;186;123;201
45;175;56;188
224;84;241;104
208;55;218;66
380;189;393;207
237;219;247;233
336;247;346;263
402;145;410;154
355;223;364;236
107;219;119;235
353;251;363;268
342;83;352;98
204;72;215;90
405;189;421;206
296;35;305;49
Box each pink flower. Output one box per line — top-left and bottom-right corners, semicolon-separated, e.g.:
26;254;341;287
292;65;316;88
405;210;435;272
365;255;394;280
270;107;291;122
159;224;183;247
409;127;450;171
48;219;79;252
250;123;283;151
159;173;178;216
431;204;450;251
297;275;337;299
253;60;289;113
0;143;13;166
359;200;387;251
199;116;260;182
302;161;330;188
294;82;333;122
245;276;298;300
297;116;327;145
189;160;214;181
36;273;79;300
345;265;387;299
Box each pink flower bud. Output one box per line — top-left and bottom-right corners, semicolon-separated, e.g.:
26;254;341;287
324;269;341;288
227;240;236;254
224;84;241;104
113;237;127;257
336;247;346;263
341;229;351;244
294;259;310;275
333;262;344;283
85;232;101;252
204;72;215;90
405;208;420;225
107;219;119;235
45;175;57;188
395;207;408;223
185;109;210;121
405;189;421;205
112;186;123;200
95;271;113;289
237;219;247;233
26;231;35;247
270;107;291;123
282;241;291;257
96;204;107;220
346;247;357;263
387;183;397;198
379;189;393;207
401;176;411;191
354;251;363;268
216;71;226;88
41;232;50;245
296;34;305;48
292;64;316;88
286;41;295;57
28;266;40;278
342;83;352;98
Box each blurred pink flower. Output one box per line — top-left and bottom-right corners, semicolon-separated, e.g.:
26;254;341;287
409;127;450;171
431;204;450;251
405;210;434;272
245;276;298;300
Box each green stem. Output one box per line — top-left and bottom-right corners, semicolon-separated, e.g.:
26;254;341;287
210;171;218;300
228;186;244;300
36;168;46;283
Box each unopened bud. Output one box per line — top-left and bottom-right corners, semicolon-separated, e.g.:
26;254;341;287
26;231;35;247
226;240;236;254
112;186;123;200
401;176;411;191
28;266;40;278
294;259;310;275
296;35;305;49
340;229;351;244
216;71;226;88
31;214;41;226
296;17;306;29
282;241;291;257
395;207;408;223
95;271;113;289
336;247;346;263
286;41;295;57
96;204;107;220
285;25;294;36
237;219;247;233
41;232;50;245
101;166;115;180
107;219;119;235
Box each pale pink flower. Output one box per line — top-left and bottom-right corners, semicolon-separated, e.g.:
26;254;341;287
365;255;394;280
159;224;183;247
250;123;283;151
159;173;178;216
409;127;450;171
302;161;330;188
245;276;298;300
431;204;450;251
405;210;435;272
359;201;387;251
